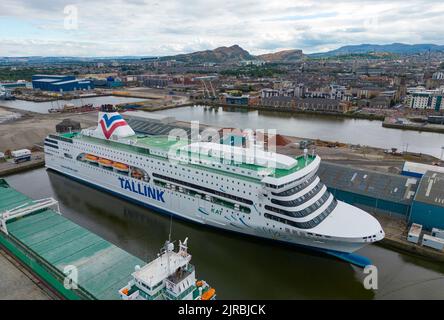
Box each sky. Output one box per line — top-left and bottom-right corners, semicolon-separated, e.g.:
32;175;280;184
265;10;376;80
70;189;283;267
1;0;444;57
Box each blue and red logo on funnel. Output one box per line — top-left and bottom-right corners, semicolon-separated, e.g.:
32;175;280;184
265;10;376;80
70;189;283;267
99;113;128;139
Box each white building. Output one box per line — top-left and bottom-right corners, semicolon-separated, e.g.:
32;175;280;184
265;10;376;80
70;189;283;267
261;88;280;99
406;89;443;111
432;72;444;80
329;84;347;100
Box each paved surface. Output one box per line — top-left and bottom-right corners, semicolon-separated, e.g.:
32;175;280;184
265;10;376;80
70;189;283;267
0;247;55;300
0;152;45;176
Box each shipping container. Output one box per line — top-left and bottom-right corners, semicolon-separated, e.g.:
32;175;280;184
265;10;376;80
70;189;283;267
11;149;31;158
432;228;444;240
407;223;423;244
422;234;444;251
11;149;31;163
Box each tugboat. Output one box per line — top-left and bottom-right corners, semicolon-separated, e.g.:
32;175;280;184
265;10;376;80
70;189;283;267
119;238;216;300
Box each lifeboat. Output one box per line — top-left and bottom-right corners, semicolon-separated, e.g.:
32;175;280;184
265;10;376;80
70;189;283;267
113;162;129;172
131;170;143;179
98;158;113;167
196;280;204;287
201;288;216;301
85;154;98;163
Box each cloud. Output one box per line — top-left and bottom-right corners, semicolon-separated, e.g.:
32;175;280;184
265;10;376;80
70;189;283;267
0;0;443;56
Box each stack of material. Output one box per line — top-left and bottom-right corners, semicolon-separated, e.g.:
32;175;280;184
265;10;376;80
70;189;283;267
56;119;81;133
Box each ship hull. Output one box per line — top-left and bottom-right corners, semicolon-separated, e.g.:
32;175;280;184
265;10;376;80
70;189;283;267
45;157;370;254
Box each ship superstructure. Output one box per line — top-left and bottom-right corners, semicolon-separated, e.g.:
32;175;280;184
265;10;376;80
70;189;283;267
44;112;384;259
119;238;215;300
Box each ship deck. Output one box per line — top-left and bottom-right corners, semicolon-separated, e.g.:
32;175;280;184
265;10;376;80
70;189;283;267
0;179;144;300
74;133;316;181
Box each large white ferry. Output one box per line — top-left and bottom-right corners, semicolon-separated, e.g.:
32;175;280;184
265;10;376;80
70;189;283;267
44;112;384;262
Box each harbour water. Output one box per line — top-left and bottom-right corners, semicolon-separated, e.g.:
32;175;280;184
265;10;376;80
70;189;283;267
0;96;145;114
6;168;444;299
155;106;444;159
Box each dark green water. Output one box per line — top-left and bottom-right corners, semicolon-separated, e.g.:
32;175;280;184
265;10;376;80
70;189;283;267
6;168;444;299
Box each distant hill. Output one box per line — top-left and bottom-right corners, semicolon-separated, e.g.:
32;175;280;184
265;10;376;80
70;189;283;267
257;49;304;62
310;43;444;57
161;45;256;63
0;56;154;64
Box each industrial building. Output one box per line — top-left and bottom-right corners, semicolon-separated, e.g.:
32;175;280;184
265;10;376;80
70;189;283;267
222;93;250;106
137;75;170;88
318;162;417;217
32;74;94;92
401;161;444;178
92;76;123;88
410;171;444;230
318;162;444;231
0;81;27;89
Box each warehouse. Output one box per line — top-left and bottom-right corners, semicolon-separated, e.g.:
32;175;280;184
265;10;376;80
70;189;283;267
0;81;27;89
222;93;250;106
401;161;444;178
32;74;93;92
410;171;444;230
318;162;418;217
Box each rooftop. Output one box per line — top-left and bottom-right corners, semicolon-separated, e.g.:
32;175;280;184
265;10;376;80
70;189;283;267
133;250;190;287
123;112;176;124
53;79;89;85
318;162;418;204
414;171;444;208
33;78;59;83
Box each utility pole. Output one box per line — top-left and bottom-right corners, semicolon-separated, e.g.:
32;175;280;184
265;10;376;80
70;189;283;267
441;146;444;161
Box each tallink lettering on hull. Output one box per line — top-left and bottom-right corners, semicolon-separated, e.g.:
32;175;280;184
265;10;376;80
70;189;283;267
118;177;165;203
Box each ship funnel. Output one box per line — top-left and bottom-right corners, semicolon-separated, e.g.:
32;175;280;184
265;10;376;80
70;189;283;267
95;112;135;140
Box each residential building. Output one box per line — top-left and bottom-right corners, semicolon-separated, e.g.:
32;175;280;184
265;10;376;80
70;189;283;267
406;89;443;111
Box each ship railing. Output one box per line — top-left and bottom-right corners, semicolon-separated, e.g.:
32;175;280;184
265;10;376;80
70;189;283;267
164;284;196;301
120;289;139;300
0;198;61;235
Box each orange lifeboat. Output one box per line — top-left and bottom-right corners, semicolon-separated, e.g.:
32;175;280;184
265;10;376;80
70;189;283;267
85;154;98;162
201;288;216;300
113;162;129;172
131;171;143;179
98;158;113;167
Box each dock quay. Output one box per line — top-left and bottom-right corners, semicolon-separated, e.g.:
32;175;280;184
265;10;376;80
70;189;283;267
373;214;444;263
0;152;45;177
0;178;144;300
199;102;386;121
383;117;444;134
